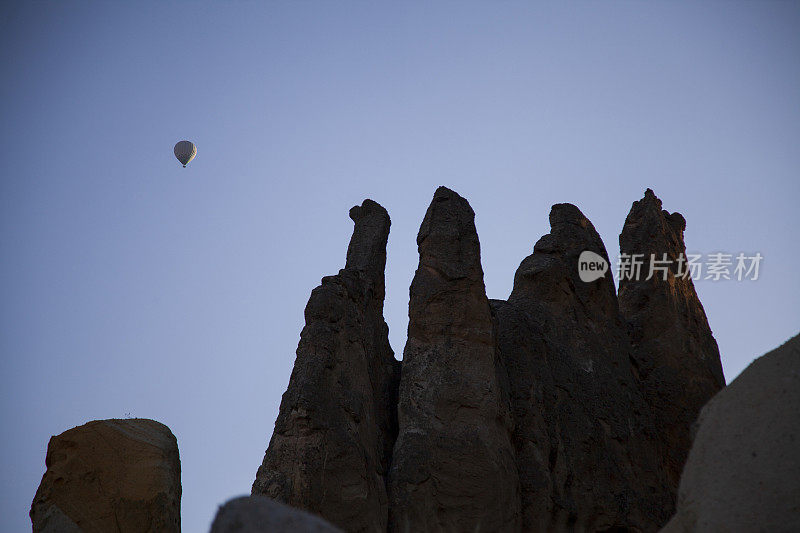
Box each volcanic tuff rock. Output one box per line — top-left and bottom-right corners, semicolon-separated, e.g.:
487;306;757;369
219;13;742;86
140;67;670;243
492;203;672;531
210;495;343;533
252;200;401;533
253;187;729;533
662;334;800;532
618;189;725;491
388;187;520;532
30;418;181;533
27;188;738;531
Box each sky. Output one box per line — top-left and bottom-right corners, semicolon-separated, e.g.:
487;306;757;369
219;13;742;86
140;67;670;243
1;1;798;531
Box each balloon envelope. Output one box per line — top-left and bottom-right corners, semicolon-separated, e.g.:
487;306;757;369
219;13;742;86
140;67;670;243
174;141;197;167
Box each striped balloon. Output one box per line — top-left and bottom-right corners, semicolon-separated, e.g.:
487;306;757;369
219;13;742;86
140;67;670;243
173;140;197;167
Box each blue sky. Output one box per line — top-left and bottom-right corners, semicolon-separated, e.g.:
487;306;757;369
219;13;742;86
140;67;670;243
2;2;798;531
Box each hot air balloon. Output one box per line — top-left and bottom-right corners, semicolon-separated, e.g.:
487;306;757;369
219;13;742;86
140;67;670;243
174;140;197;167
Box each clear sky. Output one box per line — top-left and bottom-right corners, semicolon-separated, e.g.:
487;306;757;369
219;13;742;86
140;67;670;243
1;2;798;531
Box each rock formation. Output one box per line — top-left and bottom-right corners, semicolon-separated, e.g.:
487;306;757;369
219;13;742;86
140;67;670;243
30;418;181;533
31;188;783;532
662;334;800;532
492;203;672;531
211;495;343;533
249;187;731;533
388;187;520;532
618;189;726;491
252;200;401;533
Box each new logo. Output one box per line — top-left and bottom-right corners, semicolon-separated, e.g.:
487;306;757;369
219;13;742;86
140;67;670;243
578;250;608;282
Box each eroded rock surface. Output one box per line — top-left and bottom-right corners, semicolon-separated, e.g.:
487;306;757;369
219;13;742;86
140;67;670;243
662;334;800;532
211;495;343;533
493;203;671;531
30;418;181;533
388;187;520;532
252;187;729;533
252;200;400;533
618;189;726;491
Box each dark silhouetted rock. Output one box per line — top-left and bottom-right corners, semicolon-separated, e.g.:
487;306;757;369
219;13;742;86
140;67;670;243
493;203;672;531
662;334;800;532
252;200;400;533
211;495;343;533
251;187;729;533
30;418;181;533
618;189;725;491
388;187;520;532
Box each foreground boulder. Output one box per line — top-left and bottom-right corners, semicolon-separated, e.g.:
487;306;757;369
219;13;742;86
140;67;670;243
493;203;671;531
662;333;800;532
211;495;342;533
30;418;181;533
388;187;520;532
618;189;726;491
252;200;400;532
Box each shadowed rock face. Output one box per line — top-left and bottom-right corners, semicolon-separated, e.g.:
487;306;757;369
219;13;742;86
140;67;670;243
252;200;401;533
618;189;725;491
661;334;800;533
493;203;672;532
249;187;728;533
388;187;520;532
30;419;181;533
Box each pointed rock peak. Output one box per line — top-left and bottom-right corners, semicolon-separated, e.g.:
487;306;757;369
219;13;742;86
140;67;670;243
253;197;398;532
635;188;673;216
418;186;476;242
619;190;725;491
547;202;604;242
511;201;615;310
631;189;686;231
549;202;588;226
416;186;481;281
495;205;673;531
433;185;462;201
628;188;663;219
527;203;609;269
348;198;387;224
621;189;687;258
390;185;519;532
345;199;390;284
